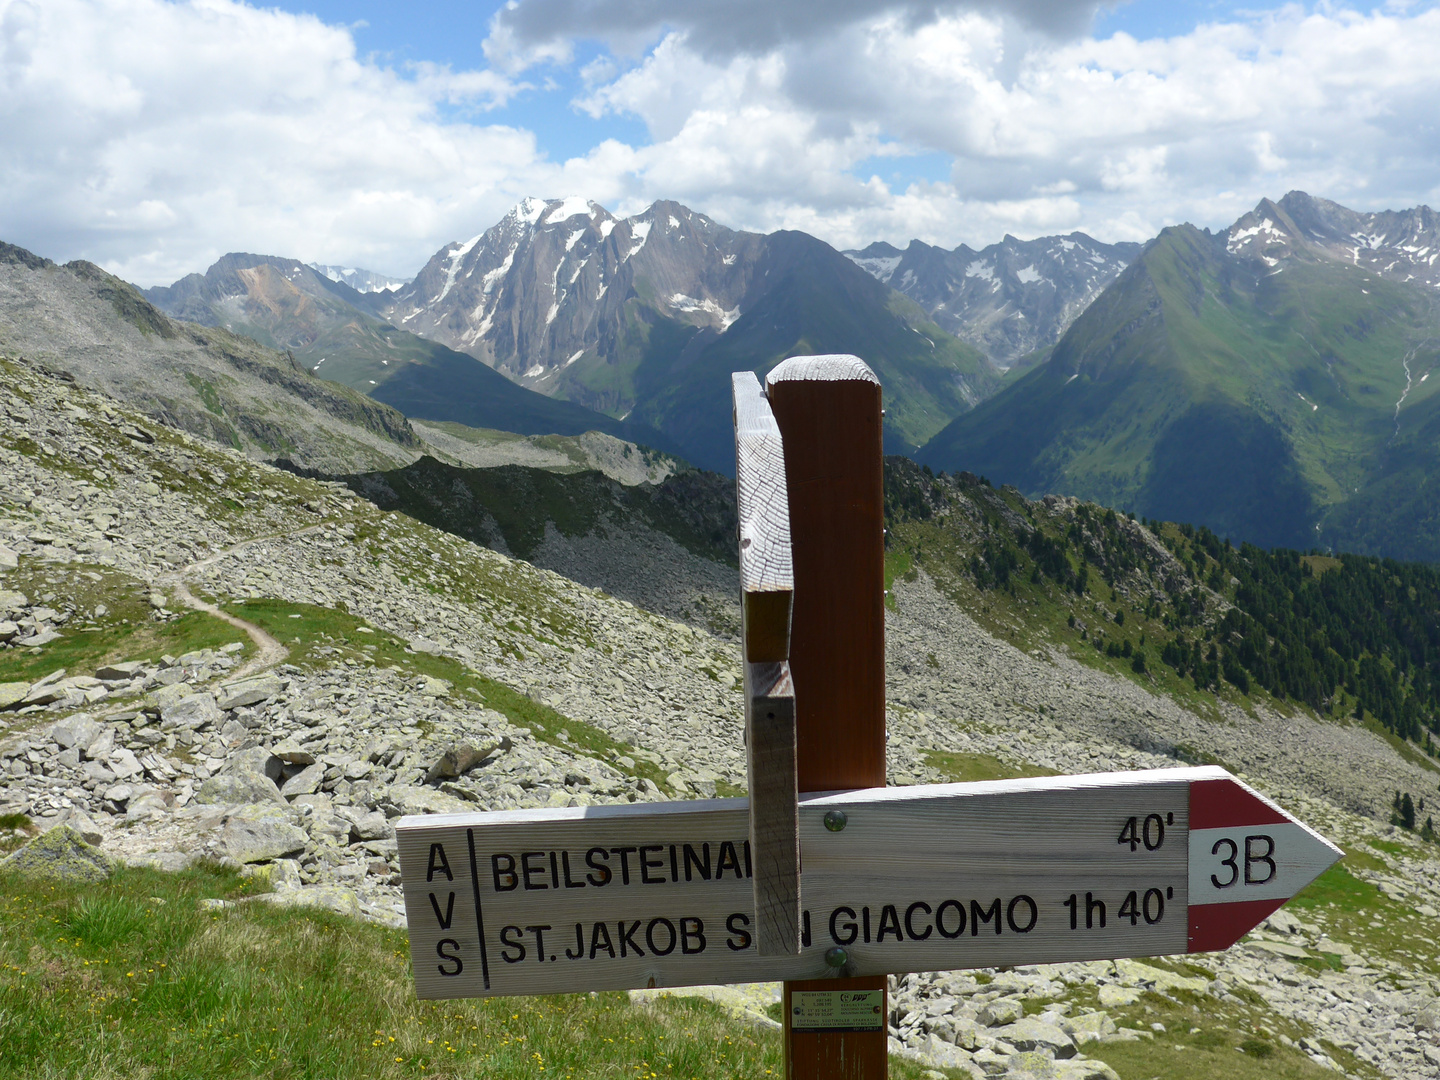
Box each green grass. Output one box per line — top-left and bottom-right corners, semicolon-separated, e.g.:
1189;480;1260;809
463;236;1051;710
225;597;674;794
0;813;35;855
0;866;937;1080
922;750;1059;784
1079;986;1372;1080
0;562;249;686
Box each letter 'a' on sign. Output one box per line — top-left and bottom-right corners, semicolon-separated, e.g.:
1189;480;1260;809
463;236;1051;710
395;766;1341;1000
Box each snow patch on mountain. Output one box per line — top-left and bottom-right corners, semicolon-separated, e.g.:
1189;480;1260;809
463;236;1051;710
846;254;902;282
626;221;652;260
435;234;482;304
544;196;593;225
308;264;410;293
669;293;740;330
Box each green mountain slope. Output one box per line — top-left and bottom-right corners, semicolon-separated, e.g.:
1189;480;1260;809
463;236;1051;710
144;253;672;447
883;458;1440;747
610;231;998;471
0;243;421;472
919;216;1440;554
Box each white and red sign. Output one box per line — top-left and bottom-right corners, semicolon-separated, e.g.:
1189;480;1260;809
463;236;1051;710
397;765;1341;999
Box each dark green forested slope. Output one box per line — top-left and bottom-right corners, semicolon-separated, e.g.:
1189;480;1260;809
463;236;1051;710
884;458;1440;748
323;446;1440;753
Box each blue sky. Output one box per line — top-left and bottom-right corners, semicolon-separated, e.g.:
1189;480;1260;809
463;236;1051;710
2;0;1436;284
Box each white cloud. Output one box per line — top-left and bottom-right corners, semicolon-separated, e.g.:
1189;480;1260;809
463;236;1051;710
561;5;1440;249
0;0;555;284
485;0;1109;67
3;0;1439;286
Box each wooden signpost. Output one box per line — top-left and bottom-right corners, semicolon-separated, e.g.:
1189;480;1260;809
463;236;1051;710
396;766;1340;998
396;354;1342;1080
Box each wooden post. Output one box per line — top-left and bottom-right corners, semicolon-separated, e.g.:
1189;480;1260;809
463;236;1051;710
766;355;887;1080
733;372;801;956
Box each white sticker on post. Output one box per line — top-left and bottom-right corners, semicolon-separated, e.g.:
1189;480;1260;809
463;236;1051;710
789;989;885;1032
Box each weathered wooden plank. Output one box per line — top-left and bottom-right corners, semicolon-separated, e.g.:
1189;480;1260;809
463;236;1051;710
765;355;885;793
744;660;800;955
732;370;793;663
396;766;1340;999
733;369;801;956
765;354;888;1080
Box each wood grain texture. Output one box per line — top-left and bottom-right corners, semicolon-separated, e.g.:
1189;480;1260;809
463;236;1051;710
763;355;887;1080
733;371;793;662
734;370;802;955
767;354;882;386
397;766;1238;999
745;660;801;956
764;356;885;793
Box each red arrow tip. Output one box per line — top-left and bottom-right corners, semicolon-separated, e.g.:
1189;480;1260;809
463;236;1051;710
1189;897;1288;952
1191;778;1291;830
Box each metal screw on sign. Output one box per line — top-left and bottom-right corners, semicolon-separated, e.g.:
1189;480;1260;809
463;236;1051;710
824;947;849;969
823;810;847;832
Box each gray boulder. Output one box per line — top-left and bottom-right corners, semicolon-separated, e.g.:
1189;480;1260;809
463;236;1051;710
280;762;325;798
424;737;509;784
1060;1013;1116;1045
41;807;104;847
379;784;473;817
219;805;309;863
993;1017;1077;1059
271;738;315;766
228;746;283;784
124;851;194;872
49;714;102;752
161;692;221;732
194;772;284;806
977;998;1024;1027
217;674;283;710
1;825;110;882
254;884;360;917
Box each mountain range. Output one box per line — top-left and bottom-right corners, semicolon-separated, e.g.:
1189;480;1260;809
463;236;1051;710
16;187;1440;562
139;251;673;452
144;199;1009;470
920;191;1440;559
844;232;1140;369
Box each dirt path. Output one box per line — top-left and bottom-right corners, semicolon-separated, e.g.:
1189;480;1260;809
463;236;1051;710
156;526;322;680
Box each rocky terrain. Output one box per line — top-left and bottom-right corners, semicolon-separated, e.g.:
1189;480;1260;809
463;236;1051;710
0;244;421;474
2;352;1439;1078
845;233;1140;370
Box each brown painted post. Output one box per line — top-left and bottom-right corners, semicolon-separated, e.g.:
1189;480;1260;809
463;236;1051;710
766;355;887;1080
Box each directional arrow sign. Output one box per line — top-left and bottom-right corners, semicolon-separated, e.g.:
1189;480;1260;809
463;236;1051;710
397;765;1340;999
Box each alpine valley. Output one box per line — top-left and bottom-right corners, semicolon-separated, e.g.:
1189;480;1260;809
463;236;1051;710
919;192;1440;560
6;190;1440;1080
145;198;1027;470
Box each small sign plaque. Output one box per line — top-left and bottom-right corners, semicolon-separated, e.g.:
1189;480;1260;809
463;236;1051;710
790;990;885;1032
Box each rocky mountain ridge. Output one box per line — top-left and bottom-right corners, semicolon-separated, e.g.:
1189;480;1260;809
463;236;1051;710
846;233;1140;369
0;242;421;474
361;196;1000;467
919;192;1440;560
1226;191;1440;287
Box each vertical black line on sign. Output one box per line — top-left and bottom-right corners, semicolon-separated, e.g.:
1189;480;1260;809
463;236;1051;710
467;828;491;990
